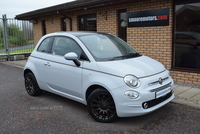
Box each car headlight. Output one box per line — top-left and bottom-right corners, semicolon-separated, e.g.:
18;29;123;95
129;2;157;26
124;75;140;88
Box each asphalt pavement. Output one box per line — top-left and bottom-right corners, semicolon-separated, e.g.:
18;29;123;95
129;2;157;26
1;61;200;133
1;60;200;109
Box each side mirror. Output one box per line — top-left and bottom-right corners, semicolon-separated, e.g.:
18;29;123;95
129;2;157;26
64;52;81;67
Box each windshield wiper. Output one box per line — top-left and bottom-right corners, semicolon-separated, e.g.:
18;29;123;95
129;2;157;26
109;53;141;61
109;56;127;61
125;53;141;58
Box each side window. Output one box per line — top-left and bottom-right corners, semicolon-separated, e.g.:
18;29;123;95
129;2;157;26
51;37;87;60
37;37;51;52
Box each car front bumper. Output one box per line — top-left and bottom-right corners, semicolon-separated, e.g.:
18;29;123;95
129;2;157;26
112;88;174;117
110;72;174;117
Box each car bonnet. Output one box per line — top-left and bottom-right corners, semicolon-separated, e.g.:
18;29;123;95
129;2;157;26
96;55;166;78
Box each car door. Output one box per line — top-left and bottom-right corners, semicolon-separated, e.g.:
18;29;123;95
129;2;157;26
32;37;53;90
43;36;85;101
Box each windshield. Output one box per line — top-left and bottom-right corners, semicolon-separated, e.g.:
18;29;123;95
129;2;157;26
78;33;140;61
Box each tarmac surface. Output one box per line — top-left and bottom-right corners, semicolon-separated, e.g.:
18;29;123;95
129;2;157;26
1;63;199;133
1;60;200;109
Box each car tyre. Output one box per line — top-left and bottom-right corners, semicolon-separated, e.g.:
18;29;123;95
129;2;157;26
87;88;117;123
25;72;41;96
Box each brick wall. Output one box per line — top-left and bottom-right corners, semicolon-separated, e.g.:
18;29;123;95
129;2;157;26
127;0;173;69
32;0;200;86
33;21;42;46
33;15;62;44
171;70;200;86
97;7;118;35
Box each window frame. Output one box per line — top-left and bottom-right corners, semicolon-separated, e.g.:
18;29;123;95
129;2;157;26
61;17;67;31
118;9;127;42
50;36;89;61
79;13;97;31
37;37;53;53
42;20;46;35
172;0;200;72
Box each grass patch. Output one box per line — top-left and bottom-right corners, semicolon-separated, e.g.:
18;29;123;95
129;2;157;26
0;48;34;54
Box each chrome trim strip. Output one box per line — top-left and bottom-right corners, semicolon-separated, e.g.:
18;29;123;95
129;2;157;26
149;82;172;92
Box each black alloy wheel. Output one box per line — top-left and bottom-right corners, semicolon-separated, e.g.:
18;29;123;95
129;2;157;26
87;88;117;123
25;72;41;96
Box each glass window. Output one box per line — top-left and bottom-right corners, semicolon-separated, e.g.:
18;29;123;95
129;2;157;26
61;17;67;31
51;37;86;60
80;17;84;30
37;37;51;53
79;34;139;61
79;14;96;31
174;2;200;70
86;18;96;29
42;20;46;35
118;9;127;41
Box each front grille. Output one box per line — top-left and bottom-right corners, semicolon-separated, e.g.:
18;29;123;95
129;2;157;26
142;91;173;109
148;77;169;86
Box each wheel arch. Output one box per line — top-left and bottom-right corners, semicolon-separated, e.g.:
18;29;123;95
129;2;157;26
85;85;108;101
24;69;34;78
86;85;118;122
24;68;42;89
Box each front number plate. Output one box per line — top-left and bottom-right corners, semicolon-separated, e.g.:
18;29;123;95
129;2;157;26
156;86;172;99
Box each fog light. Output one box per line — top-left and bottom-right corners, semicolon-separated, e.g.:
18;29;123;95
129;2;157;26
143;103;148;109
124;91;139;99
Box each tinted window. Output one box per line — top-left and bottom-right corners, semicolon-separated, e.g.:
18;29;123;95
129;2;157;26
173;2;200;70
61;17;67;31
175;34;195;40
37;37;51;52
51;37;86;60
118;9;127;41
79;14;96;31
42;20;46;35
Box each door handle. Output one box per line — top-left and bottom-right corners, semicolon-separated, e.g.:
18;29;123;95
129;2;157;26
44;62;51;66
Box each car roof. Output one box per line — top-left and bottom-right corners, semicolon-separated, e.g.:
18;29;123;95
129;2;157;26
46;31;106;37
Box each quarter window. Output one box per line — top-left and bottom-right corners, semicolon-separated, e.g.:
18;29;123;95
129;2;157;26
37;37;51;53
173;1;200;70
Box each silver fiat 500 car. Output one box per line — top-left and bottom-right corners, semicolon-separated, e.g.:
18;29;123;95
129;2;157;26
24;31;174;122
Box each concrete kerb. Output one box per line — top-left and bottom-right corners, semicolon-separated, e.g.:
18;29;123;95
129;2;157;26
172;85;200;109
1;60;26;69
1;60;200;109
